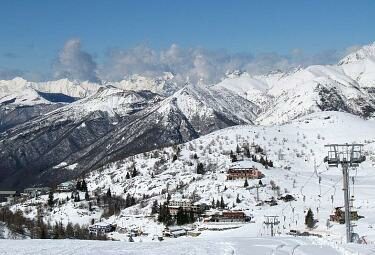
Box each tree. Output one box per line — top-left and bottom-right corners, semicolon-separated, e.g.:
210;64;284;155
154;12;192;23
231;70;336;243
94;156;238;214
132;167;138;178
220;196;225;209
244;179;249;188
259;156;266;166
236;194;241;204
268;160;274;167
66;222;74;238
245;147;251;158
85;191;90;201
126;172;130;179
216;199;220;208
224;186;227;191
176;207;186;225
158;203;172;226
81;179;88;192
172;154;178;162
106;188;112;198
48;191;54;207
74;192;80;202
76;181;82;191
236;144;241;154
151;200;159;214
196;163;205;174
305;208;315;229
258;180;263;186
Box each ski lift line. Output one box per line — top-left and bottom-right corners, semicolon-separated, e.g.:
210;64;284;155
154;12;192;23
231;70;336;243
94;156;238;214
320;177;343;198
300;171;317;195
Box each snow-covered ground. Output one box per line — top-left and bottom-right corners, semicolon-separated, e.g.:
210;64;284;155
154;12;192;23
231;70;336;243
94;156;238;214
7;111;375;255
0;236;364;255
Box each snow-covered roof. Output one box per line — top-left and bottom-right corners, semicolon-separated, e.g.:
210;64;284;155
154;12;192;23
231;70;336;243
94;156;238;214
0;191;17;195
91;222;112;227
171;230;186;235
229;160;257;170
166;226;184;231
58;181;75;187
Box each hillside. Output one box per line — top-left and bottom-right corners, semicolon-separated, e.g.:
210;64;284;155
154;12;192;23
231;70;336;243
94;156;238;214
0;85;258;189
8;111;375;247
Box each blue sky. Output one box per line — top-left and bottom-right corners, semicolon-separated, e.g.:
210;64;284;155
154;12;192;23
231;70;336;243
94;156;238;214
1;0;375;81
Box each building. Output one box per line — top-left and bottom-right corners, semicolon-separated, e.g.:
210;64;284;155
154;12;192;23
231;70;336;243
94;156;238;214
168;199;208;216
56;181;75;192
0;191;17;203
204;210;251;223
227;161;264;180
23;187;51;198
162;226;187;238
329;207;362;223
88;222;115;234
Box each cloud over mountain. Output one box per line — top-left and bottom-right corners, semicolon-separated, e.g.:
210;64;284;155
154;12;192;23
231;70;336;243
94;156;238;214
99;44;355;84
53;39;98;82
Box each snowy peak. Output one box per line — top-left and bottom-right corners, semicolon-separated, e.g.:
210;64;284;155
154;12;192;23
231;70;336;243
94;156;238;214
338;42;375;65
109;72;179;96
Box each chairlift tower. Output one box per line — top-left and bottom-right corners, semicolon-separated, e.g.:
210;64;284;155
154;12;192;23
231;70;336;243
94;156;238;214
324;143;365;243
263;215;280;237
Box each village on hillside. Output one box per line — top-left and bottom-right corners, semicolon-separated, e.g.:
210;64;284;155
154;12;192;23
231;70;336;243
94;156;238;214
0;116;372;243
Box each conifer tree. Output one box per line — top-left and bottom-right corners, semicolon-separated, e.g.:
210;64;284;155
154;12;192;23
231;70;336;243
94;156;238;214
305;208;315;228
48;191;54;207
76;180;82;191
132;167;138;178
81;179;87;192
126;172;130;179
236;194;241;204
216;199;220;208
106;188;112;198
244;179;249;187
172;154;178;161
151;200;159;214
196;163;205;174
220;196;225;209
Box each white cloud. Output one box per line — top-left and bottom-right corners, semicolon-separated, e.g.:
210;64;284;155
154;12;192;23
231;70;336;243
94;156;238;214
13;38;365;83
53;39;98;82
99;43;354;84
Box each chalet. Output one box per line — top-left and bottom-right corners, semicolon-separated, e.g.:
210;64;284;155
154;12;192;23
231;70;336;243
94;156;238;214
0;191;17;203
23;187;51;198
204;210;251;223
227;161;264;180
162;226;187;238
56;181;75;192
168;199;208;216
88;222;116;234
278;194;296;202
329;207;363;223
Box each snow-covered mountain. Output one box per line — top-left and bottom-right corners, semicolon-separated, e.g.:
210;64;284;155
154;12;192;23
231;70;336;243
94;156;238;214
215;43;375;125
0;85;258;189
1;42;375;190
8;111;375;247
109;72;179;96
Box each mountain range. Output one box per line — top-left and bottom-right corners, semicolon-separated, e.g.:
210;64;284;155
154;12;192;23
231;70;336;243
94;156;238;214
1;42;375;189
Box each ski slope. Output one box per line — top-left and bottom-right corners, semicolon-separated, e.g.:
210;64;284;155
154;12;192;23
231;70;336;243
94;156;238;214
0;236;366;255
